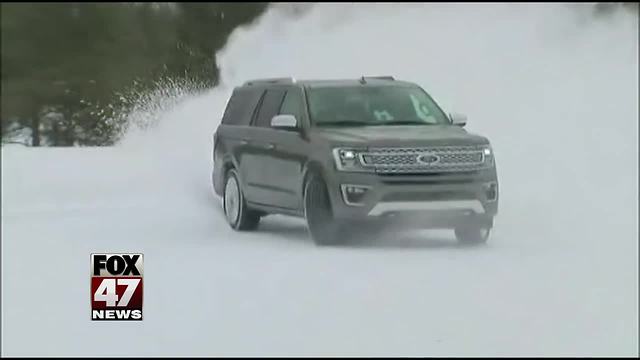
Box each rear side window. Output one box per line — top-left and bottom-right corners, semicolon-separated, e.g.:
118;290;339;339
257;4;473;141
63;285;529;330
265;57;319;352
221;88;264;126
252;89;286;127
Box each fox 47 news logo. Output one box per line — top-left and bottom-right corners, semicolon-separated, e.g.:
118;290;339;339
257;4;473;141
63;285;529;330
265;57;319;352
91;253;143;321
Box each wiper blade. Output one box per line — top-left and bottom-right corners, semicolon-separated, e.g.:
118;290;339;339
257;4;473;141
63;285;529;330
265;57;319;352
315;120;437;127
381;121;433;125
315;120;370;127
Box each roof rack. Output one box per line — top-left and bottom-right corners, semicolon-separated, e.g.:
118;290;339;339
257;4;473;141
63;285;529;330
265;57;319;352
243;77;296;86
360;75;395;83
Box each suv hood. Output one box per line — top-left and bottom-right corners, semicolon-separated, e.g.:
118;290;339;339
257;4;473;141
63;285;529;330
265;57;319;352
311;125;489;147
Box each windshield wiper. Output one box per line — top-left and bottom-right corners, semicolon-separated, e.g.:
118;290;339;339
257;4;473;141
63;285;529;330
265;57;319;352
315;120;370;127
315;120;438;127
380;120;434;126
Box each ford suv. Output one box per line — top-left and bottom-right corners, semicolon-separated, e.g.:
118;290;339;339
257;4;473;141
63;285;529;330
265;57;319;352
212;76;499;246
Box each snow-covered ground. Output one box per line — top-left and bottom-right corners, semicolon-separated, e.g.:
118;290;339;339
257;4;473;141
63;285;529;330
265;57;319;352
2;3;638;357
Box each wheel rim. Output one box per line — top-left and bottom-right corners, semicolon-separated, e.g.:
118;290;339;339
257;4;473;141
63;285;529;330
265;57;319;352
224;175;240;225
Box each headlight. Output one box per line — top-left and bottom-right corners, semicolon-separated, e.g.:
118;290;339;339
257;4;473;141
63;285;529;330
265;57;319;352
482;145;494;165
342;150;356;160
332;148;370;172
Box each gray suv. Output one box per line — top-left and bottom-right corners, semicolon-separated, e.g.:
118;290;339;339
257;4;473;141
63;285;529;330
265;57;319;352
212;76;499;246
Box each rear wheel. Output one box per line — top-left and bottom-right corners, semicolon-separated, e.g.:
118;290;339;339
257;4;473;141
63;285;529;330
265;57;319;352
454;224;491;245
224;169;260;231
304;174;344;246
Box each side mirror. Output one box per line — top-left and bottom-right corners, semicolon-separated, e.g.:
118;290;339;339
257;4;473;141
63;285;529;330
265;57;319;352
271;114;298;130
450;112;468;127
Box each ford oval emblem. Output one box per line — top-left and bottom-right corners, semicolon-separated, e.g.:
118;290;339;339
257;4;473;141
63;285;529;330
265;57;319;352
417;153;440;165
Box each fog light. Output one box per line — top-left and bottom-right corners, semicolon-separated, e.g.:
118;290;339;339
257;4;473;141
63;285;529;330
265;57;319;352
484;182;498;202
340;184;371;206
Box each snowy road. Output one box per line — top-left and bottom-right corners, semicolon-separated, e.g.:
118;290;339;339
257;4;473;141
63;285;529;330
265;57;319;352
2;3;638;357
1;145;637;357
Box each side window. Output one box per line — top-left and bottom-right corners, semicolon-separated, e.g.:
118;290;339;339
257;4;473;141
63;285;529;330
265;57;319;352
221;88;264;126
252;89;286;127
279;88;304;121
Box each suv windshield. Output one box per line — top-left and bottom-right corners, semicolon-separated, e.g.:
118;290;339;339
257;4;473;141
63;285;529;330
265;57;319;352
306;85;450;127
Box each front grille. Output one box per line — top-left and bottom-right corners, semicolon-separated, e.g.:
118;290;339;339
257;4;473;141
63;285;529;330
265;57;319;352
360;146;491;174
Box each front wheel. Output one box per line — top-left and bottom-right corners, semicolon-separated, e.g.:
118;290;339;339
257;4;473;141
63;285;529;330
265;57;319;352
304;174;344;246
454;224;491;245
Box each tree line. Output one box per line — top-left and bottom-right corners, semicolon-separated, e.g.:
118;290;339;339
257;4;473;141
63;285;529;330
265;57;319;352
1;3;268;146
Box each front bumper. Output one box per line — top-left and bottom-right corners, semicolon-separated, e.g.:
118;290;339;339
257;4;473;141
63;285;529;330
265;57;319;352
325;169;498;229
367;199;485;216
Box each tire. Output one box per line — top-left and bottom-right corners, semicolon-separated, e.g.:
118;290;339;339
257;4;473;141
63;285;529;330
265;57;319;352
223;169;260;231
211;168;218;197
304;174;344;246
454;224;491;245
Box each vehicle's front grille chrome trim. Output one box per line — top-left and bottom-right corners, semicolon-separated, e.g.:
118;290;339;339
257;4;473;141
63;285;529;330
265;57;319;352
359;146;491;174
368;200;486;216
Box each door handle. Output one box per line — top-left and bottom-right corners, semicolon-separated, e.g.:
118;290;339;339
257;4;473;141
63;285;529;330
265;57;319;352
240;139;249;145
265;143;275;150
